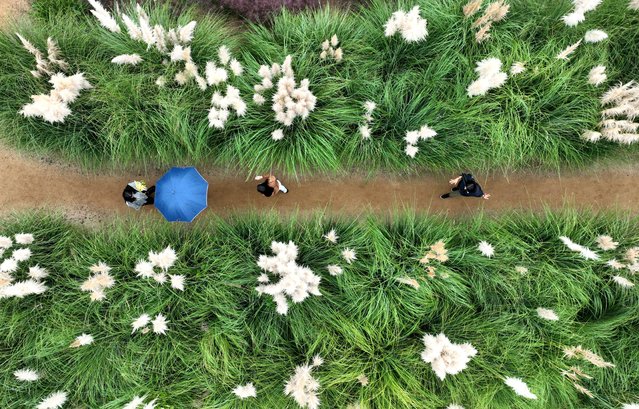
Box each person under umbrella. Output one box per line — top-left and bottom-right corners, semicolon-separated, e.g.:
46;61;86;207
123;180;156;210
440;173;491;200
255;173;289;197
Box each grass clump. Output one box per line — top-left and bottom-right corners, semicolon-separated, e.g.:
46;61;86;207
1;211;638;408
0;0;638;174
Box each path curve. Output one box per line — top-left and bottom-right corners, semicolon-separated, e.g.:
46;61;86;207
1;146;638;225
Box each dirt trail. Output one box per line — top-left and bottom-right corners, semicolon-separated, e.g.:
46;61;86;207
1;145;638;225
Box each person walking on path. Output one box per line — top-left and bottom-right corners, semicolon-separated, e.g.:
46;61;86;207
255;173;289;197
441;173;491;200
123;180;156;210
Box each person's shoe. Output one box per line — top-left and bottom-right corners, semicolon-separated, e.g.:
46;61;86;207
440;193;450;199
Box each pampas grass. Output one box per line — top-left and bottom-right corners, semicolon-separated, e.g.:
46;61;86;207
421;333;477;380
588;65;607;86
14;368;40;382
468;1;510;43
467;57;508;97
556;40;582;60
233;383;257;399
36;391;67;409
504;377;537;399
384;6;428;42
587;81;639;144
584;29;608;43
284;356;323;409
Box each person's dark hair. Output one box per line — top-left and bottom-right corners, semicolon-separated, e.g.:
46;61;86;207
123;189;135;202
257;184;267;193
466;183;476;191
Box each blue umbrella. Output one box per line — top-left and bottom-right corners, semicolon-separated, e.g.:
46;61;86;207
155;167;208;222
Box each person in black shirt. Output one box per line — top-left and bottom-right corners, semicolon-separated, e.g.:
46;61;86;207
254;173;289;197
122;181;156;210
440;173;490;200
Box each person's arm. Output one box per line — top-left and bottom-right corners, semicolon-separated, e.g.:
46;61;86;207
482;193;491;200
449;176;462;185
255;174;271;181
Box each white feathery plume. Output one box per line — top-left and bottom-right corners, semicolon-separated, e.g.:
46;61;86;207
272;129;285;141
623;404;639;409
0;272;13;288
131;313;151;334
88;0;120;32
327;265;343;276
612;275;635;288
14;233;34;245
14;368;40;382
342;248;357;264
284;357;323;409
0;236;12;249
111;54;143;65
170;274;185;291
36;391;67;409
562;0;602;26
447;405;465;409
559;236;599;260
123;396;146;409
152;313;169;334
606;259;625;270
504;377;537;399
11;248;31;262
584;29;608;43
384;6;428;42
178;21;197;44
596;235;618;250
515;266;528;274
135;260;155;279
28;265;49;281
233;383;257;399
360;124;371;140
556;40;582;60
0;279;48;299
230;59;243;76
510;62;526;75
405;144;419;158
323;229;339;244
536;307;559;321
256;241;322;315
70;333;94;348
121;13;142;40
142;400;157;409
588;65;607;86
0;257;19;273
218;45;231;65
421;333;477;380
253;94;266;105
631;0;639;10
152;272;167;284
89;262;111;274
148;246;177;271
478;241;495;257
581;130;601;142
468;57;508;97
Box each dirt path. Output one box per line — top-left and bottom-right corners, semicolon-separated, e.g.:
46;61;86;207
1;145;638;225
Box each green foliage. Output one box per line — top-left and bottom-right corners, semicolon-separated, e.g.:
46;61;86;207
0;0;638;174
31;0;88;20
1;211;638;408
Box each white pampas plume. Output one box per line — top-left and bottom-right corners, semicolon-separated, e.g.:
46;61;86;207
581;130;602;142
135;260;155;279
12;248;31;262
152;313;169;334
342;248;357;264
218;45;231;65
272;129;284;141
111;54;143;65
510;62;526;75
584;29;608;43
588;65;607;86
323;229;339;243
148;246;177;271
612;275;635;288
123;396;146;409
327;265;343;276
121;13;142;40
596;235;618;250
178;21;197;44
88;0;120;32
0;279;47;298
170;274;185;291
556;40;582;60
447;405;465;409
28;265;49;281
562;11;585;26
233;383;257;399
14;233;34;244
70;333;94;348
0;236;12;249
230;59;243;76
384;6;428;42
253;94;266;105
478;241;495;257
504;377;537;399
36;391;67;409
468;57;508;97
0;257;19;273
421;333;477;380
205;62;228;86
537;307;559;321
360;124;371;140
131;313;151;334
405;144;419;158
284;358;323;409
142;400;157;409
256;241;322;315
14;368;40;382
623;404;639;409
631;0;639;10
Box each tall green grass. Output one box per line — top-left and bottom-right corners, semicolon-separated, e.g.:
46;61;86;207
1;211;638;408
0;0;638;174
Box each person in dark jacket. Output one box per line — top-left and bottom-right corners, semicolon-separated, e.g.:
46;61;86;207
123;181;156;210
440;173;491;200
255;173;288;197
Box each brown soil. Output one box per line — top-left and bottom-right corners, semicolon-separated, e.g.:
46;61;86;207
1;145;638;226
0;0;29;25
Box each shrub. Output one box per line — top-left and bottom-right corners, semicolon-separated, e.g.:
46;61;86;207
217;0;325;22
1;211;639;407
31;0;88;20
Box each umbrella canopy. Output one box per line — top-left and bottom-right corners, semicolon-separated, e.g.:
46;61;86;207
155;167;208;222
